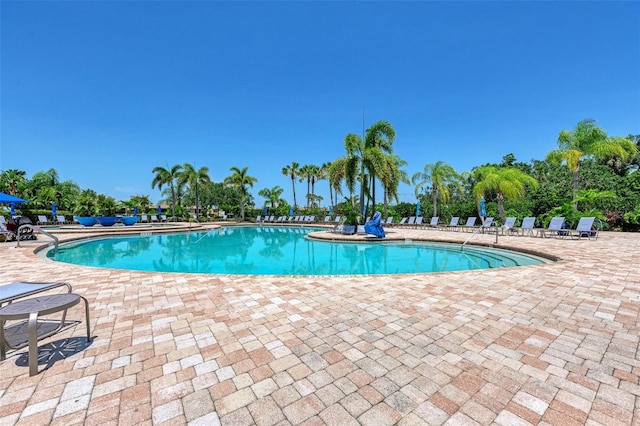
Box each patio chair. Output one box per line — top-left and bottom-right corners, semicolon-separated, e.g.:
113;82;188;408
511;217;537;236
151;215;159;223
427;216;439;228
141;214;148;223
459;217;477;232
414;216;423;228
571;217;598;240
542;217;567;238
56;215;67;225
37;215;49;226
440;217;459;231
500;217;517;234
384;217;394;226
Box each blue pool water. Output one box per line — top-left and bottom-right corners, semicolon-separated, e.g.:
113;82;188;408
47;226;548;275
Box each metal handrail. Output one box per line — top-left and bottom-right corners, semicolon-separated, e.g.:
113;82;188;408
16;225;59;253
461;221;498;249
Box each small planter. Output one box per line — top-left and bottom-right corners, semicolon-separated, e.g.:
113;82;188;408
120;216;139;226
96;216;118;227
75;216;97;227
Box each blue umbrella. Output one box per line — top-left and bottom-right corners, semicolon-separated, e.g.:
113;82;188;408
10;202;15;216
329;205;333;216
158;205;162;215
289;205;294;216
0;192;27;204
263;206;268;216
52;202;57;218
134;206;138;215
416;201;421;217
480;197;486;218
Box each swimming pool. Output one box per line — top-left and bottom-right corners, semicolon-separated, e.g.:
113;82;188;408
47;226;549;275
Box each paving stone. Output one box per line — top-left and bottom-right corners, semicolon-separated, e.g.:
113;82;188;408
1;229;639;425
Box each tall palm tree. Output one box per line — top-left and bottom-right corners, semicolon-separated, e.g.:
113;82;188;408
152;164;182;221
473;166;538;223
308;164;320;203
412;161;461;218
298;165;314;208
363;120;396;214
281;162;300;208
178;163;211;219
547;119;637;209
224;166;258;220
331;133;364;212
318;162;333;211
382;155;409;218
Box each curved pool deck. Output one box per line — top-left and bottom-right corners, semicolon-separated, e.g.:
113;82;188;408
0;224;639;425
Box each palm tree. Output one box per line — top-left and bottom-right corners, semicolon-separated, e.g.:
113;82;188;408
152;164;182;221
281;162;300;208
298;165;314;208
258;186;285;209
308;164;320;203
363;120;396;214
382;155;409;218
473;166;538;223
224;166;258;220
331;133;364;212
412;161;461;218
547;119;637;209
178;163;211;219
318;162;333;212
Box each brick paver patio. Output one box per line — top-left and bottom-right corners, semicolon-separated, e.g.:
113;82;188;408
0;225;638;425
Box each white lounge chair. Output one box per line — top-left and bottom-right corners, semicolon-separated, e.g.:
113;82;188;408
427;216;439;228
56;215;66;225
37;215;49;226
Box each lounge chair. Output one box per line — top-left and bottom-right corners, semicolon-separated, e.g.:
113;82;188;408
427;216;439;228
256;215;262;223
510;217;536;236
151;215;159;223
441;217;459;231
141;214;149;223
542;217;566;238
37;215;49;226
460;217;477;232
571;217;598;240
384;217;394;226
56;215;67;225
479;217;495;233
403;217;416;227
160;215;167;222
500;217;517;234
414;216;423;228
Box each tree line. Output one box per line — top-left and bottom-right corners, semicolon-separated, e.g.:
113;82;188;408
2;119;639;230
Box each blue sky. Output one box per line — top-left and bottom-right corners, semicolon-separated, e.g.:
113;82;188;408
1;1;638;206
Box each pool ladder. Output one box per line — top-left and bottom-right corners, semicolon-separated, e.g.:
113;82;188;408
15;224;59;253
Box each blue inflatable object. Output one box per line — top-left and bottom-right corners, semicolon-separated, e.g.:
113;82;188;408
364;211;385;238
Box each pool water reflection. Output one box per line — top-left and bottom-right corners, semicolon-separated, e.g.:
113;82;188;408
48;226;548;275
